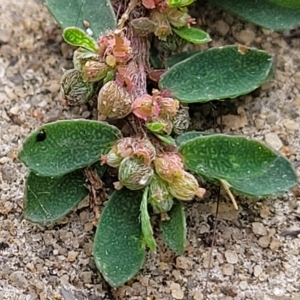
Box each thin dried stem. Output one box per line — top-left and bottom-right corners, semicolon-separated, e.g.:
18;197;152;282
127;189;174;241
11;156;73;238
220;179;239;210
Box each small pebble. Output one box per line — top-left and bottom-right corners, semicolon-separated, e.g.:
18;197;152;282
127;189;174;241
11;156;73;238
215;20;230;36
170;282;184;300
264;132;283;150
235;29;256;45
252;222;267;236
0;28;12;43
224;250;238;264
258;235;271;248
193;291;204;300
239;281;248;290
222;263;234;276
80;271;93;284
9;271;29;289
254;265;263;277
67;250;78;262
176;256;193;270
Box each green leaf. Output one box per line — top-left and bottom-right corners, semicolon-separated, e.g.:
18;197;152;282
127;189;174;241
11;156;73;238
90;161;107;178
165;50;199;68
267;0;300;9
207;0;300;31
93;189;146;287
146;122;165;133
140;187;156;252
159;45;274;103
19;120;121;177
45;0;117;39
24;170;88;224
166;0;195;7
176;131;213;146
172;27;211;44
63;27;99;52
179;135;298;197
161;200;186;255
153;133;176;146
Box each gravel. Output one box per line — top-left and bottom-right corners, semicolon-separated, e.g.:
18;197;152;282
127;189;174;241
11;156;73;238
0;0;300;299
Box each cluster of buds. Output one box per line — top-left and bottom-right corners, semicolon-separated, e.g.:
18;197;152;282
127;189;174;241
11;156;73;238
61;29;135;114
154;152;206;201
102;137;156;190
102;137;205;213
133;89;180;136
134;0;195;40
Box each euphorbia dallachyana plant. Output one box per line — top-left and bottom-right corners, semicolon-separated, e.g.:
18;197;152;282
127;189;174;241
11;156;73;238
19;0;299;288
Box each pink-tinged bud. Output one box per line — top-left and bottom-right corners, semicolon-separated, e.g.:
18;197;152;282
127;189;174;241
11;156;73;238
167;170;206;201
150;10;172;40
133;94;160;121
146;117;173;135
98;32;132;64
133;138;156;165
102;137;138;167
148;174;174;213
156;95;179;117
118;157;154;190
154;152;184;182
142;0;156;9
97;81;133;120
113;33;132;64
60;69;95;106
82;61;111;82
172;105;190;134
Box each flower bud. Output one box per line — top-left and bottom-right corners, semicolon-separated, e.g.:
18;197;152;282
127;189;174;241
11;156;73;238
154;152;184;182
167;170;206;201
130;17;156;36
150;10;172;40
148;174;174;213
60;69;95;106
118;157;154;190
73;48;99;70
172;105;190;134
146;117;173;135
166;7;194;28
82;61;111;82
134;138;156;165
156;95;179;117
102;137;138;167
133;94;160;121
113;33;132;64
97;81;133;120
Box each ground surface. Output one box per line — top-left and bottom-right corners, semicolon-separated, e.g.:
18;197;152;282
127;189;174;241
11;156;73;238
0;1;300;299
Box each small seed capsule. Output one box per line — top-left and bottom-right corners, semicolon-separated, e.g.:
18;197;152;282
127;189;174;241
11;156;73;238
97;81;133;120
118;157;154;190
60;69;95;106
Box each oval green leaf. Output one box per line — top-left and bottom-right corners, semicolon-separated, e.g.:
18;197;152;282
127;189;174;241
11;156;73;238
63;27;99;52
161;200;186;255
166;50;199;68
159;45;274;103
172;27;211;44
19;120;121;177
179;135;298;197
268;0;300;9
176;131;213;146
45;0;116;39
140;187;156;252
93;189;146;287
207;0;300;31
24;170;88;224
